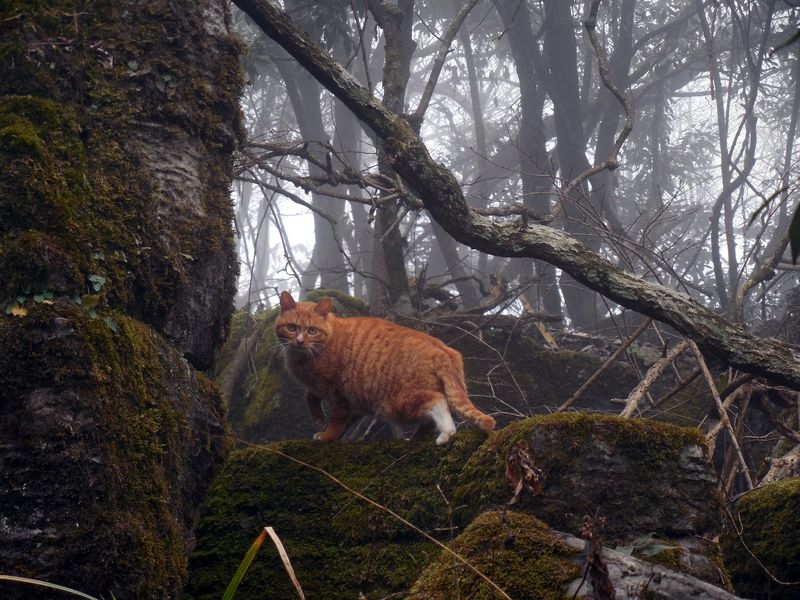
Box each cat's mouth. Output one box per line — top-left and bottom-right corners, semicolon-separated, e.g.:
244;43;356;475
287;341;312;354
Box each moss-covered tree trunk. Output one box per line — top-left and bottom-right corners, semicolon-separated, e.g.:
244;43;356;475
0;1;242;597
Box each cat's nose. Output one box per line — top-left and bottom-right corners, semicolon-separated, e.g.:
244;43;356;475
296;334;305;344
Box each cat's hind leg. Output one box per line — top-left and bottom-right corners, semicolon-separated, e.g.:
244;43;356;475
426;399;457;445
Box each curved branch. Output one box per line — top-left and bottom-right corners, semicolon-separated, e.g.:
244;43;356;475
560;0;634;200
233;0;800;389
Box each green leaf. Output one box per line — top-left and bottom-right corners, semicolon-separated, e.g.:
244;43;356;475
790;202;800;264
223;528;268;600
81;294;100;310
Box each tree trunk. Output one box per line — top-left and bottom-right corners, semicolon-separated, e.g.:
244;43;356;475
366;0;415;313
275;51;349;294
541;0;599;328
496;0;561;317
0;0;239;595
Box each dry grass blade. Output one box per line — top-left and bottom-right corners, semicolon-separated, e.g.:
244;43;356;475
0;575;100;600
223;526;306;600
265;526;306;600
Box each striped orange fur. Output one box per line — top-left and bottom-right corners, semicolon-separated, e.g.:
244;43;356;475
275;291;495;445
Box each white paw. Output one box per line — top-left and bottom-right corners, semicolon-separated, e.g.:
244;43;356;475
435;431;452;445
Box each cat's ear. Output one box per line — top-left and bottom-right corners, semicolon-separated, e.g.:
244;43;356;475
279;291;296;312
314;297;333;317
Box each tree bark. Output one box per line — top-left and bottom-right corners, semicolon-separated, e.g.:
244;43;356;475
366;0;414;313
233;0;800;389
541;0;599;328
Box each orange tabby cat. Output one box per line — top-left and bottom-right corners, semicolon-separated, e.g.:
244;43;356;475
275;291;495;444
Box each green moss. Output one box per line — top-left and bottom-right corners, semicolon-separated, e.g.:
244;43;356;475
0;302;229;596
721;477;800;599
184;433;487;599
0;2;243;364
411;510;580;599
453;414;716;543
303;288;369;315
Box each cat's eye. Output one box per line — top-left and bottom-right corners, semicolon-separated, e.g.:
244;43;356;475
307;326;318;335
286;324;297;332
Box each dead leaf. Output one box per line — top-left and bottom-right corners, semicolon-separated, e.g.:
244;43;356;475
10;305;27;317
504;439;544;505
582;515;615;600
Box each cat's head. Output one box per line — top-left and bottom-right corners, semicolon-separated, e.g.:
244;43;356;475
275;291;334;353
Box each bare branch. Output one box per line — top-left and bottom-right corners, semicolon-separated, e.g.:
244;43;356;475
410;0;482;124
691;340;754;490
562;0;634;199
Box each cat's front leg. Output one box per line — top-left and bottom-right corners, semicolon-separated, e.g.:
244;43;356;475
313;393;351;442
305;391;326;430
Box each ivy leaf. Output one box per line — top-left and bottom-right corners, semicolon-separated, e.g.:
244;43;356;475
103;316;117;332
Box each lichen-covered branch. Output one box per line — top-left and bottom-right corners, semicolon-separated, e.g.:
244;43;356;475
233;0;800;389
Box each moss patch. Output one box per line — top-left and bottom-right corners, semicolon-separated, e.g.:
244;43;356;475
411;510;580;600
0;1;243;367
452;414;719;544
184;432;488;599
0;302;229;598
721;477;800;599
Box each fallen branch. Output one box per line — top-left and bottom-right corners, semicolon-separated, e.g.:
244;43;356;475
691;340;754;490
619;339;690;418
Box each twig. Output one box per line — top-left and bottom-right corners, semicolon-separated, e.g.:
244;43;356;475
562;0;634;199
705;374;756;443
619;339;690;418
560;318;652;411
411;0;482;123
690;340;754;490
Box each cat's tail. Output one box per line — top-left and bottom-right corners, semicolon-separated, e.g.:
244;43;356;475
438;352;496;432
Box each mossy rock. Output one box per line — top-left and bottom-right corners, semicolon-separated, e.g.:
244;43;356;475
721;477;800;599
452;414;721;545
183;432;488;600
410;510;581;599
0;302;229;599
